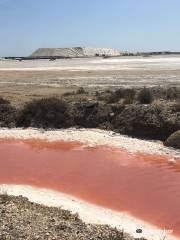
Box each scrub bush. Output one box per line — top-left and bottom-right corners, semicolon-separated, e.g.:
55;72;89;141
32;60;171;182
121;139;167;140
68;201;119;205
16;98;70;128
137;87;153;104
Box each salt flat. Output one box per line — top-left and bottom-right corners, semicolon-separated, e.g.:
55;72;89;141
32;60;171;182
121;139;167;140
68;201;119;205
0;55;180;105
1;55;180;71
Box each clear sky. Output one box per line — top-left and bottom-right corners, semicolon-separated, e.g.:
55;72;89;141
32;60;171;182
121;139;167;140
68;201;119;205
0;0;180;56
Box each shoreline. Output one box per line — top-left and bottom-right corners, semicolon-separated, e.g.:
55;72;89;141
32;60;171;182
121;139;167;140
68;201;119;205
0;128;179;160
0;184;177;240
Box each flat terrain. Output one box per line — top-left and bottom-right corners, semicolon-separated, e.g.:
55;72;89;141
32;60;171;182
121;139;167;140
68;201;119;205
0;55;180;105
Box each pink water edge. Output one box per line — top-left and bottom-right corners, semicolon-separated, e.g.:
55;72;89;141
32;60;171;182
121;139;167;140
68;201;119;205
0;139;179;237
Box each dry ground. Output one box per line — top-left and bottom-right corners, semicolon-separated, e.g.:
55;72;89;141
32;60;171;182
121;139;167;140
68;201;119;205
0;68;180;106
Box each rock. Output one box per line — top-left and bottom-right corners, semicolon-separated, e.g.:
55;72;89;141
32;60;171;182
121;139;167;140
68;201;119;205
164;130;180;149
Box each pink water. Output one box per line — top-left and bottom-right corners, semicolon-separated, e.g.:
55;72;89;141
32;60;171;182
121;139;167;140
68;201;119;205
0;139;180;237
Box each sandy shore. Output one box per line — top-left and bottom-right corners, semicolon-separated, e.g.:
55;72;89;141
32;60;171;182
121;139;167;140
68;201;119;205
0;128;179;159
0;184;177;240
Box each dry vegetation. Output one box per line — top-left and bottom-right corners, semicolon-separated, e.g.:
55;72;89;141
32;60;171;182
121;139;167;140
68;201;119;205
0;86;179;145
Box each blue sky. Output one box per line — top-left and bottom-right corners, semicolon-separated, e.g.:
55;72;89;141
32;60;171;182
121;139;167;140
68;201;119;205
0;0;180;56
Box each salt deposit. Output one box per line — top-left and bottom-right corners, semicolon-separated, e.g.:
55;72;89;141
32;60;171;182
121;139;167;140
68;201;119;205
0;184;177;240
31;47;122;58
0;128;179;159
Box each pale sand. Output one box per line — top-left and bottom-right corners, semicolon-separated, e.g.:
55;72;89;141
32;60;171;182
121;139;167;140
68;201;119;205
0;128;179;240
0;184;177;240
0;67;135;71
